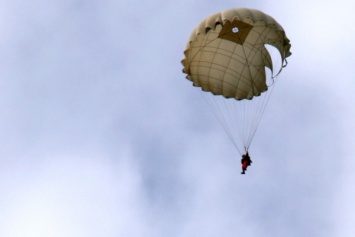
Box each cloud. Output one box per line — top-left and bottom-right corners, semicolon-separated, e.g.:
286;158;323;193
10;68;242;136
0;151;153;237
0;0;354;236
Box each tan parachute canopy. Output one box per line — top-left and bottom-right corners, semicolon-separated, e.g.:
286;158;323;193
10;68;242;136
182;8;291;100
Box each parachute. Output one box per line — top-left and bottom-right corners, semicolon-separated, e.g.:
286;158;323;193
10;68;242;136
181;8;291;154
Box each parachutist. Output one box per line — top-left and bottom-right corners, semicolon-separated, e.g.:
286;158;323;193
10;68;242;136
241;151;252;175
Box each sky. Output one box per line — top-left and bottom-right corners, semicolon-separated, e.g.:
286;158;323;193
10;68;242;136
0;0;354;236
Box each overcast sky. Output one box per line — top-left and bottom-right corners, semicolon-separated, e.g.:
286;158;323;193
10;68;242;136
0;1;354;236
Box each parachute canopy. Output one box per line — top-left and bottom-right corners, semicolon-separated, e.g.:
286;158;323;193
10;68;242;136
182;8;291;100
181;8;291;153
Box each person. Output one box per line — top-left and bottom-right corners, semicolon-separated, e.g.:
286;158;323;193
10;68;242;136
241;151;252;174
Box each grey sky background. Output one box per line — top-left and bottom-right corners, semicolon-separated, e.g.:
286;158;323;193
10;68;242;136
0;0;354;236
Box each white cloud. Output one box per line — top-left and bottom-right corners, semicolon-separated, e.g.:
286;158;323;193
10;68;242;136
0;0;354;236
0;152;151;237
